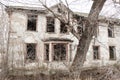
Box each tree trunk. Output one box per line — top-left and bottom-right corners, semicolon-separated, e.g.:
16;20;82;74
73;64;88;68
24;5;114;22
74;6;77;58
70;0;106;72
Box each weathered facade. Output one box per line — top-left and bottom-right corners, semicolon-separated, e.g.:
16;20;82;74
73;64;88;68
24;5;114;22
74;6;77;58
1;3;120;72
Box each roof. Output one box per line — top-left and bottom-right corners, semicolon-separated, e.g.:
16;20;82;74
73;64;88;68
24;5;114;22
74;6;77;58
6;6;44;11
1;1;120;25
5;6;46;14
5;3;73;14
75;12;120;25
1;0;120;19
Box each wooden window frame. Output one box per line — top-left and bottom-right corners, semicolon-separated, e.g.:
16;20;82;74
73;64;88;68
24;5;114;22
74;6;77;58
52;43;68;61
46;16;55;33
109;46;116;60
25;43;37;63
44;43;49;61
44;42;69;62
93;46;100;60
26;14;38;32
108;23;115;38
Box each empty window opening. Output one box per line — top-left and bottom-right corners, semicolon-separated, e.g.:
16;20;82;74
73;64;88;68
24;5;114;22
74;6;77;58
44;44;49;61
53;43;67;61
109;46;116;60
46;17;55;32
93;46;100;60
108;23;114;37
69;44;72;61
60;21;67;33
26;43;36;62
27;15;37;31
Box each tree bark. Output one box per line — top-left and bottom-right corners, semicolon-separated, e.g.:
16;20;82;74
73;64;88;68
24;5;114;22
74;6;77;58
70;0;106;72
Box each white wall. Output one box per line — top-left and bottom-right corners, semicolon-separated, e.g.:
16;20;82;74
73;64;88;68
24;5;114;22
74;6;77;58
8;10;120;70
0;4;9;68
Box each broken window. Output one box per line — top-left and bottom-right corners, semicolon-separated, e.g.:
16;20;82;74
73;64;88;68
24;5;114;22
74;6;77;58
44;42;70;62
109;46;116;60
108;23;114;37
60;21;67;33
93;46;100;60
73;14;84;35
27;14;37;31
26;43;36;62
53;43;67;61
44;44;49;61
46;17;55;32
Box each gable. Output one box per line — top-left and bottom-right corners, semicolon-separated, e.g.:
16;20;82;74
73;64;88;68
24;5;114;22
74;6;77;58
45;3;73;16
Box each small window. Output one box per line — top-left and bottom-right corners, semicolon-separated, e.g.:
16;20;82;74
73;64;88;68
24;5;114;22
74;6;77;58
53;43;67;61
108;23;114;37
46;17;55;32
60;21;67;33
26;43;36;62
44;44;49;61
93;46;100;60
69;44;72;61
27;15;37;31
58;8;62;13
109;46;116;60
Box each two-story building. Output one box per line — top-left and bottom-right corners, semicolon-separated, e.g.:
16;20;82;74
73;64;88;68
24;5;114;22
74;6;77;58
1;3;120;72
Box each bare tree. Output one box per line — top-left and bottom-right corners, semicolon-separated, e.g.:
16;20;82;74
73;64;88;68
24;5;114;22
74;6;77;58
3;0;120;80
39;0;106;73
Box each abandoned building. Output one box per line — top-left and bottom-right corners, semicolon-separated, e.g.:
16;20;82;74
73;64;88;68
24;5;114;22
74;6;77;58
0;3;120;72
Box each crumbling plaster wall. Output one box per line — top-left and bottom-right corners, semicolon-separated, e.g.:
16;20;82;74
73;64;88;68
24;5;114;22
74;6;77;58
84;22;120;67
8;10;78;70
0;4;9;68
8;10;120;70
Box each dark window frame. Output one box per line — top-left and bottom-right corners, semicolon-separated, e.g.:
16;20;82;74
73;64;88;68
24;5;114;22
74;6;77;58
53;43;68;61
44;43;69;62
108;23;114;38
25;43;37;63
44;44;49;61
93;46;100;60
46;17;55;33
60;21;68;33
109;46;116;60
27;14;37;31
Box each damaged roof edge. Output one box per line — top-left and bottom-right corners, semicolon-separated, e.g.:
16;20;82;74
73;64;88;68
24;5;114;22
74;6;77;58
6;5;45;11
75;12;120;25
5;6;47;14
1;2;120;25
42;38;73;42
5;3;73;14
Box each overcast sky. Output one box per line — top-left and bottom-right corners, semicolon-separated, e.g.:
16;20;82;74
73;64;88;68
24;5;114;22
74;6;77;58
1;0;120;18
